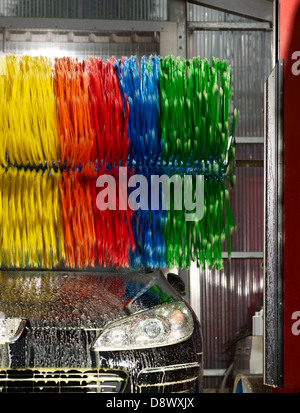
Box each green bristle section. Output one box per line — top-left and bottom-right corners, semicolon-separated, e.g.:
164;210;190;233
158;55;237;269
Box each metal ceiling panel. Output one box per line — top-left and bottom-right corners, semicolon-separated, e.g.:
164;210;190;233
188;0;273;23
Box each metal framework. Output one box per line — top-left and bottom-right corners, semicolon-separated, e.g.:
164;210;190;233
188;21;272;31
263;59;284;388
188;0;273;24
0;16;168;32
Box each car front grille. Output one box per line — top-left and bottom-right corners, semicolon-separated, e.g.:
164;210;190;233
137;362;201;393
0;368;128;393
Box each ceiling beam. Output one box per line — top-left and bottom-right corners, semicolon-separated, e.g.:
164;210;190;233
0;17;169;32
188;21;272;31
188;0;273;24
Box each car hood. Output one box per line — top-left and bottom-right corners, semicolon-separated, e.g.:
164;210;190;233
0;269;178;329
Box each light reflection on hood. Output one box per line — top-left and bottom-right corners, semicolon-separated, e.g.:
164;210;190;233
0;270;176;328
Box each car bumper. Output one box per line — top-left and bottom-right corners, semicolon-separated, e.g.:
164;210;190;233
0;327;202;393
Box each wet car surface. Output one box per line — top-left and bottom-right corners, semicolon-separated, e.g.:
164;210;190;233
0;269;202;393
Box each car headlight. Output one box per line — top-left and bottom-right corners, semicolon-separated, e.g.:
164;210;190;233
92;302;194;351
0;316;27;344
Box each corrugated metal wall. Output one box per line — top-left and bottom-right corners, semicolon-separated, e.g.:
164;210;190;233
0;0;167;20
188;7;273;137
187;3;272;389
200;258;263;370
3;31;160;60
230;148;264;253
0;0;165;59
187;4;256;23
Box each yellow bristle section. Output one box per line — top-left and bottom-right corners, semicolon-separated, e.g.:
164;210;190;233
0;167;64;268
2;168;11;266
0;55;59;167
52;170;65;266
0;168;3;258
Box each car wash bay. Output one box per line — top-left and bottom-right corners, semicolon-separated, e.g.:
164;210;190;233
0;0;297;394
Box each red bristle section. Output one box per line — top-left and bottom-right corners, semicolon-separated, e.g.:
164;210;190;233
91;168;135;268
60;167;97;268
53;57;95;167
86;57;129;167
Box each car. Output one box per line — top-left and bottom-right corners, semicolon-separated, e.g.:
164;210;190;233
0;268;203;393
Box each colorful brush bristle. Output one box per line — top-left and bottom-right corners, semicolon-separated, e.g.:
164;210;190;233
115;55;161;166
53;57;94;168
86;57;129;167
0;55;59;167
159;56;182;166
0;54;237;271
155;55;237;269
92;168;135;268
0;167;63;268
128;166;166;269
60;168;97;268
